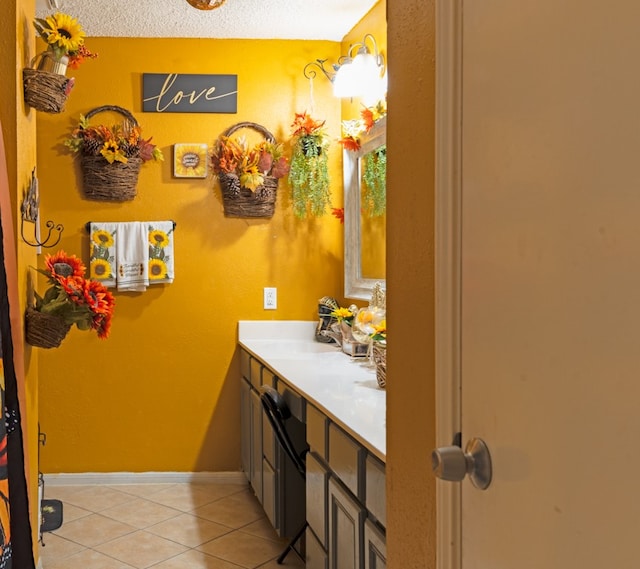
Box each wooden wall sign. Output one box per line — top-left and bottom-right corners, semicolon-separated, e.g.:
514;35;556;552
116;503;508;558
142;73;237;113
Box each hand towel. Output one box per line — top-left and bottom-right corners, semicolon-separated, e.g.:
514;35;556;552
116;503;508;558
116;222;149;292
147;221;175;284
89;222;118;288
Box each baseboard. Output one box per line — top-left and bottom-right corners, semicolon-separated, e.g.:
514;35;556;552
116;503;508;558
42;471;248;486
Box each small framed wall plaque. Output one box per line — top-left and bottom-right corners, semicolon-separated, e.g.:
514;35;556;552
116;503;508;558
173;143;208;178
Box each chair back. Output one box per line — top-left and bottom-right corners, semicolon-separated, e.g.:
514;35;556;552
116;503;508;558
260;385;306;478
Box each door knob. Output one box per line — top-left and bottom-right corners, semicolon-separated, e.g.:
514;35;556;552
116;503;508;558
431;437;492;490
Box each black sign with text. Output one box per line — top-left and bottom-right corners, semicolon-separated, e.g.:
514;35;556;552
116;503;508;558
142;73;238;113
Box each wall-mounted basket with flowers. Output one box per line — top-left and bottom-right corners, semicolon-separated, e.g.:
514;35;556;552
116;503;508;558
25;250;115;349
211;122;289;219
288;112;332;218
65;105;163;202
23;12;97;114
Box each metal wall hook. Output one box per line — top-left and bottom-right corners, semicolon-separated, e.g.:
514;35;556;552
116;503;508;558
20;168;64;249
21;218;64;249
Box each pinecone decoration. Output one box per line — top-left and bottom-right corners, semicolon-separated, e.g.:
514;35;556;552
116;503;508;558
255;185;274;202
83;138;103;156
122;142;139;158
221;173;241;198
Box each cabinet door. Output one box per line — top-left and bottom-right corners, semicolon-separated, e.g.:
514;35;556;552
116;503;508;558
249;389;263;502
306;526;329;569
328;478;364;569
240;378;251;481
364;519;386;569
307;452;328;547
262;457;277;529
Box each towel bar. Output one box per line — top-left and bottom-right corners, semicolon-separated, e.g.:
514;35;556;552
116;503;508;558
85;220;176;232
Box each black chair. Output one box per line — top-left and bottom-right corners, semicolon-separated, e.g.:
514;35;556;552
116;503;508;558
259;385;308;564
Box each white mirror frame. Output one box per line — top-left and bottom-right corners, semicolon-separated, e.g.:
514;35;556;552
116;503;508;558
343;116;386;300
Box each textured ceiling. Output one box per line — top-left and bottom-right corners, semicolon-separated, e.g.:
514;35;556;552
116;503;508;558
35;0;379;41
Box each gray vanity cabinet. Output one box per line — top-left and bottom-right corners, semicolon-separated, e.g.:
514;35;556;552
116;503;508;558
306;402;387;569
240;346;386;567
239;349;305;540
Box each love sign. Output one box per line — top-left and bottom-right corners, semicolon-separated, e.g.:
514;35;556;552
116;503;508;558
142;73;238;113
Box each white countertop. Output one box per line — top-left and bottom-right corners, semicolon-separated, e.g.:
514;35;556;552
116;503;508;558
238;320;386;461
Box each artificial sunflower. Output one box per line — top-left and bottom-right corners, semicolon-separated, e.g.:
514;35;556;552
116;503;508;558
34;12;85;60
100;141;128;164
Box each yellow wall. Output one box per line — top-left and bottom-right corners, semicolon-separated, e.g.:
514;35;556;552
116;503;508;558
1;0;43;558
36;37;350;472
387;0;437;567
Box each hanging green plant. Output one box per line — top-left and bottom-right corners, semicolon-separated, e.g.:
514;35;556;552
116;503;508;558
362;144;386;216
288;112;331;218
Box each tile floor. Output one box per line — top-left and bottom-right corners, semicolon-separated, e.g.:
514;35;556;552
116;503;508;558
39;482;305;569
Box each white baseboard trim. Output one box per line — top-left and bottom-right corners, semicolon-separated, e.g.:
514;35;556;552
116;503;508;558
42;471;248;486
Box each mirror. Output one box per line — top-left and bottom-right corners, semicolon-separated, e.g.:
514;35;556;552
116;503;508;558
343;116;386;299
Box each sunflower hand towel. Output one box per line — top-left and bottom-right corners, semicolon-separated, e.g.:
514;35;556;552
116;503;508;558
147;221;175;284
116;222;149;292
89;223;117;287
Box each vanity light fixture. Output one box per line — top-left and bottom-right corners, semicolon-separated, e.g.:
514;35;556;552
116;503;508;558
303;33;386;103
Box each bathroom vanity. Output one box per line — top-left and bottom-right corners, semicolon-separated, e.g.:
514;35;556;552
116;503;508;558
239;320;386;569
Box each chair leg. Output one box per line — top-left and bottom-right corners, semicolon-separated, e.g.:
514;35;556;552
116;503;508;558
277;521;308;564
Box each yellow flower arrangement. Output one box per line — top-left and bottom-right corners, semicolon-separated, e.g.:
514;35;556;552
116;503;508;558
331;306;355;325
33;12;97;67
65;115;164;166
211;135;289;192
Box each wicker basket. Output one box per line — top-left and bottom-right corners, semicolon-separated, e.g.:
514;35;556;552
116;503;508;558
23;64;72;114
79;105;142;202
372;343;387;388
215;122;281;219
25;308;71;349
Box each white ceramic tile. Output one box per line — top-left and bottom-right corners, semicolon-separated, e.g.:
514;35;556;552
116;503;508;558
42;547;137;569
94;530;189;569
151;548;245;569
54;513;137;547
101;497;182;529
191;490;265;529
146;512;233;547
197;531;284;568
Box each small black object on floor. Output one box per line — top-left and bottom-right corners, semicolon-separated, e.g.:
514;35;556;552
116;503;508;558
40;499;63;533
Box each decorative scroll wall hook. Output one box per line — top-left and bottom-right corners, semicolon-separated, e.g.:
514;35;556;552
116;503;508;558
20;168;64;249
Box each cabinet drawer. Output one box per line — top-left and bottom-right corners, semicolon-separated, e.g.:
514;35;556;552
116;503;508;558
277;382;305;422
307;404;327;459
329;424;364;500
365;455;386;527
250;358;263;390
262;369;277;388
306;452;329;547
240;349;251;381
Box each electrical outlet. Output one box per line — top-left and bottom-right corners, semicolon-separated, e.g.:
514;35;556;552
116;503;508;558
264;287;277;310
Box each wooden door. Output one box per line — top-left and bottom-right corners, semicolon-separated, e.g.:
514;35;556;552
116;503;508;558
436;1;640;567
